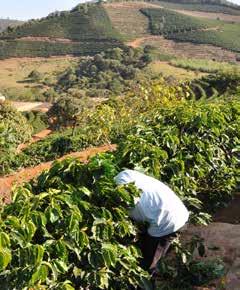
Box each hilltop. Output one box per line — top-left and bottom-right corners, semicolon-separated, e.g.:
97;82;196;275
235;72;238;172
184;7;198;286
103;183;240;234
0;19;24;33
0;3;123;59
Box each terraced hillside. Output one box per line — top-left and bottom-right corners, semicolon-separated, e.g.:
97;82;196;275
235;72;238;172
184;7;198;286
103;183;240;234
154;0;240;15
172;10;240;23
0;1;240;59
0;3;123;59
142;7;240;52
103;2;160;40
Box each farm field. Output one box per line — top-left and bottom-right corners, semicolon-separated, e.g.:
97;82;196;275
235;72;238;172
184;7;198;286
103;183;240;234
142;7;240;52
154;1;240;15
127;35;239;62
147;61;205;80
1;1;240;289
174;9;240;23
170;22;240;52
103;2;154;40
0;144;116;202
170;58;240;73
1;87;239;288
0;56;79;100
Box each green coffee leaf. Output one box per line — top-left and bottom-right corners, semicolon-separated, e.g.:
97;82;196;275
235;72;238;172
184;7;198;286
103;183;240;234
0;247;11;270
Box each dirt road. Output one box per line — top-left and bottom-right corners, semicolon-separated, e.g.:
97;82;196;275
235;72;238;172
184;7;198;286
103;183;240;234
17;129;52;152
0;144;116;203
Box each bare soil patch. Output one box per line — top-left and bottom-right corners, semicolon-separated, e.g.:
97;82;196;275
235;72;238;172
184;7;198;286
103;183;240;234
11;101;52;112
17;129;52;152
0;144;117;203
214;194;240;224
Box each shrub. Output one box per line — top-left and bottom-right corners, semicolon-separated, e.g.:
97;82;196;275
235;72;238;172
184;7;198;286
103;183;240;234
117;100;240;220
0;154;149;289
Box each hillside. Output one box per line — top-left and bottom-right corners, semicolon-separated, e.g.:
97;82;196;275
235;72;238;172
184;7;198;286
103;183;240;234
0;19;24;33
141;7;240;52
0;3;123;59
153;0;240;14
0;1;240;59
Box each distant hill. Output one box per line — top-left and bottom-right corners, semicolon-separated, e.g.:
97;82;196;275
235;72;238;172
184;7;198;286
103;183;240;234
0;3;123;59
158;0;237;5
0;1;240;59
0;19;24;33
141;6;240;52
154;0;240;15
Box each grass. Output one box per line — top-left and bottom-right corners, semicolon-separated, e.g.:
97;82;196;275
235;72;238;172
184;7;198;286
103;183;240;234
170;58;240;73
103;2;152;40
147;61;205;80
0;56;79;100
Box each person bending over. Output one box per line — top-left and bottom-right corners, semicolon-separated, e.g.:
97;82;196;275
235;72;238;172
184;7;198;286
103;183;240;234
115;169;189;273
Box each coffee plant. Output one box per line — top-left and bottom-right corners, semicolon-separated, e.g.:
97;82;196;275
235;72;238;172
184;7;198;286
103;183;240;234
117;100;240;222
0;154;150;289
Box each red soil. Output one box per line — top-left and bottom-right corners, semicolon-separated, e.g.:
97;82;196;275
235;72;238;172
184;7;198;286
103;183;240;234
0;144;116;203
17;129;52;152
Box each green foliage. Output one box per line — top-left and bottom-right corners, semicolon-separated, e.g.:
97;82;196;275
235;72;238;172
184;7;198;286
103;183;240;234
28;70;43;82
0;79;182;175
171;23;240;52
157;235;225;289
185;71;240;100
57;47;152;98
0;102;33;175
141;8;210;35
155;0;240;15
168;22;240;52
0;154;149;289
117;100;240;218
47;96;83;130
141;7;240;52
23;111;48;134
0;40;122;59
0;4;123;59
0;19;24;33
0;4;121;41
0;102;32;148
170;58;240;73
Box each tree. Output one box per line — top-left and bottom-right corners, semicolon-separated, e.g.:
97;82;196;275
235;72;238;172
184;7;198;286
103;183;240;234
0;101;32;149
28;70;43;82
47;96;82;132
43;88;58;102
0;102;32;174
